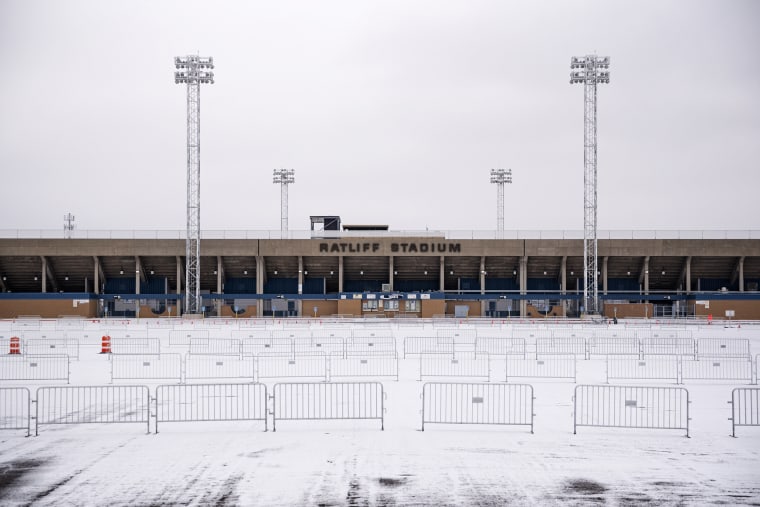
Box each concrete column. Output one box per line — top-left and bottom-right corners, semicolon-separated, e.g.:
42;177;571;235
94;257;100;295
439;255;445;292
479;256;486;295
685;256;692;293
176;256;182;295
298;256;303;295
217;256;223;295
739;257;745;292
560;256;567;316
644;257;650;295
389;256;394;292
41;257;47;293
256;256;264;317
520;256;528;317
338;256;344;293
603;256;609;296
135;257;141;318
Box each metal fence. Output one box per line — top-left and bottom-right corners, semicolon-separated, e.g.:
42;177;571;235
345;337;398;357
606;356;680;383
185;354;255;382
0;355;70;382
0;387;31;436
640;338;695;358
23;338;80;360
169;329;210;346
110;337;161;355
730;387;760;437
255;356;328;381
271;382;385;431
588;337;640;357
293;337;345;357
475;337;527;357
189;338;241;355
155;383;268;433
573;385;690;437
111;354;183;383
241;338;294;357
419;354;491;381
35;385;151;435
330;357;399;381
681;357;753;383
505;356;577;382
403;336;454;358
421;383;534;432
536;338;587;358
696;339;751;358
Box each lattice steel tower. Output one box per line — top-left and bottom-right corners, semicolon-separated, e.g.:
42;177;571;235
490;169;512;238
570;54;610;315
273;169;295;234
174;55;214;315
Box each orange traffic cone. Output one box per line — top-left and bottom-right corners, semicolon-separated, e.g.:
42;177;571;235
9;336;20;354
100;335;111;354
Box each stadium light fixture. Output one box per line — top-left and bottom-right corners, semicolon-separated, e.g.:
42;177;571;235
273;169;296;233
490;169;512;238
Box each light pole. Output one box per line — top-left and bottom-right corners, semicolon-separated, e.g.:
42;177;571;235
570;54;610;315
174;55;214;315
490;168;512;239
273;169;295;234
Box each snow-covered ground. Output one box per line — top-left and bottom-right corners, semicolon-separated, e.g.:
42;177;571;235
1;318;759;506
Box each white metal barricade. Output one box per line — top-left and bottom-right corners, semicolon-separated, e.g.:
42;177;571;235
730;387;760;437
294;337;345;357
475;337;527;357
0;387;31;436
110;337;160;355
573;385;690;437
419;354;490;381
272;382;384;431
681;357;753;383
35;385;151;435
111;354;183;383
421;382;534;432
155;383;268;433
640;338;695;358
345;337;397;357
189;338;241;355
588;337;640;357
696;339;751;358
184;354;254;382
606;356;680;383
241;338;294;357
330;357;399;381
169;329;210;346
255;356;328;381
403;336;454;358
0;355;70;383
23;338;80;360
506;356;577;382
536;337;587;358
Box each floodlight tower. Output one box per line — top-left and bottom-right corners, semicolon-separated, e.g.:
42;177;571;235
570;54;610;315
490;168;512;238
63;213;75;239
174;54;214;315
273;169;295;234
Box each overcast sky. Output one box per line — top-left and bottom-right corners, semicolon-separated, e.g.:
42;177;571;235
1;0;758;233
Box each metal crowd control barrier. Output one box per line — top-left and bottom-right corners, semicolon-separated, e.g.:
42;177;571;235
293;337;345;357
110;337;161;355
606;356;679;383
169;329;210;346
241;338;294;357
0;355;70;383
421;383;534;432
681;357;753;383
573;385;690;437
271;382;385;431
696;338;751;358
730;387;760;437
403;336;454;358
185;354;255;382
536;338;587;358
155;383;268;433
23;338;80;360
419;354;490;381
641;338;696;358
588;337;640;357
475;338;527;358
506;356;577;382
0;387;31;436
231;329;269;340
345;337;397;357
330;357;399;381
255;356;328;381
111;354;183;383
189;338;241;355
35;385;151;435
